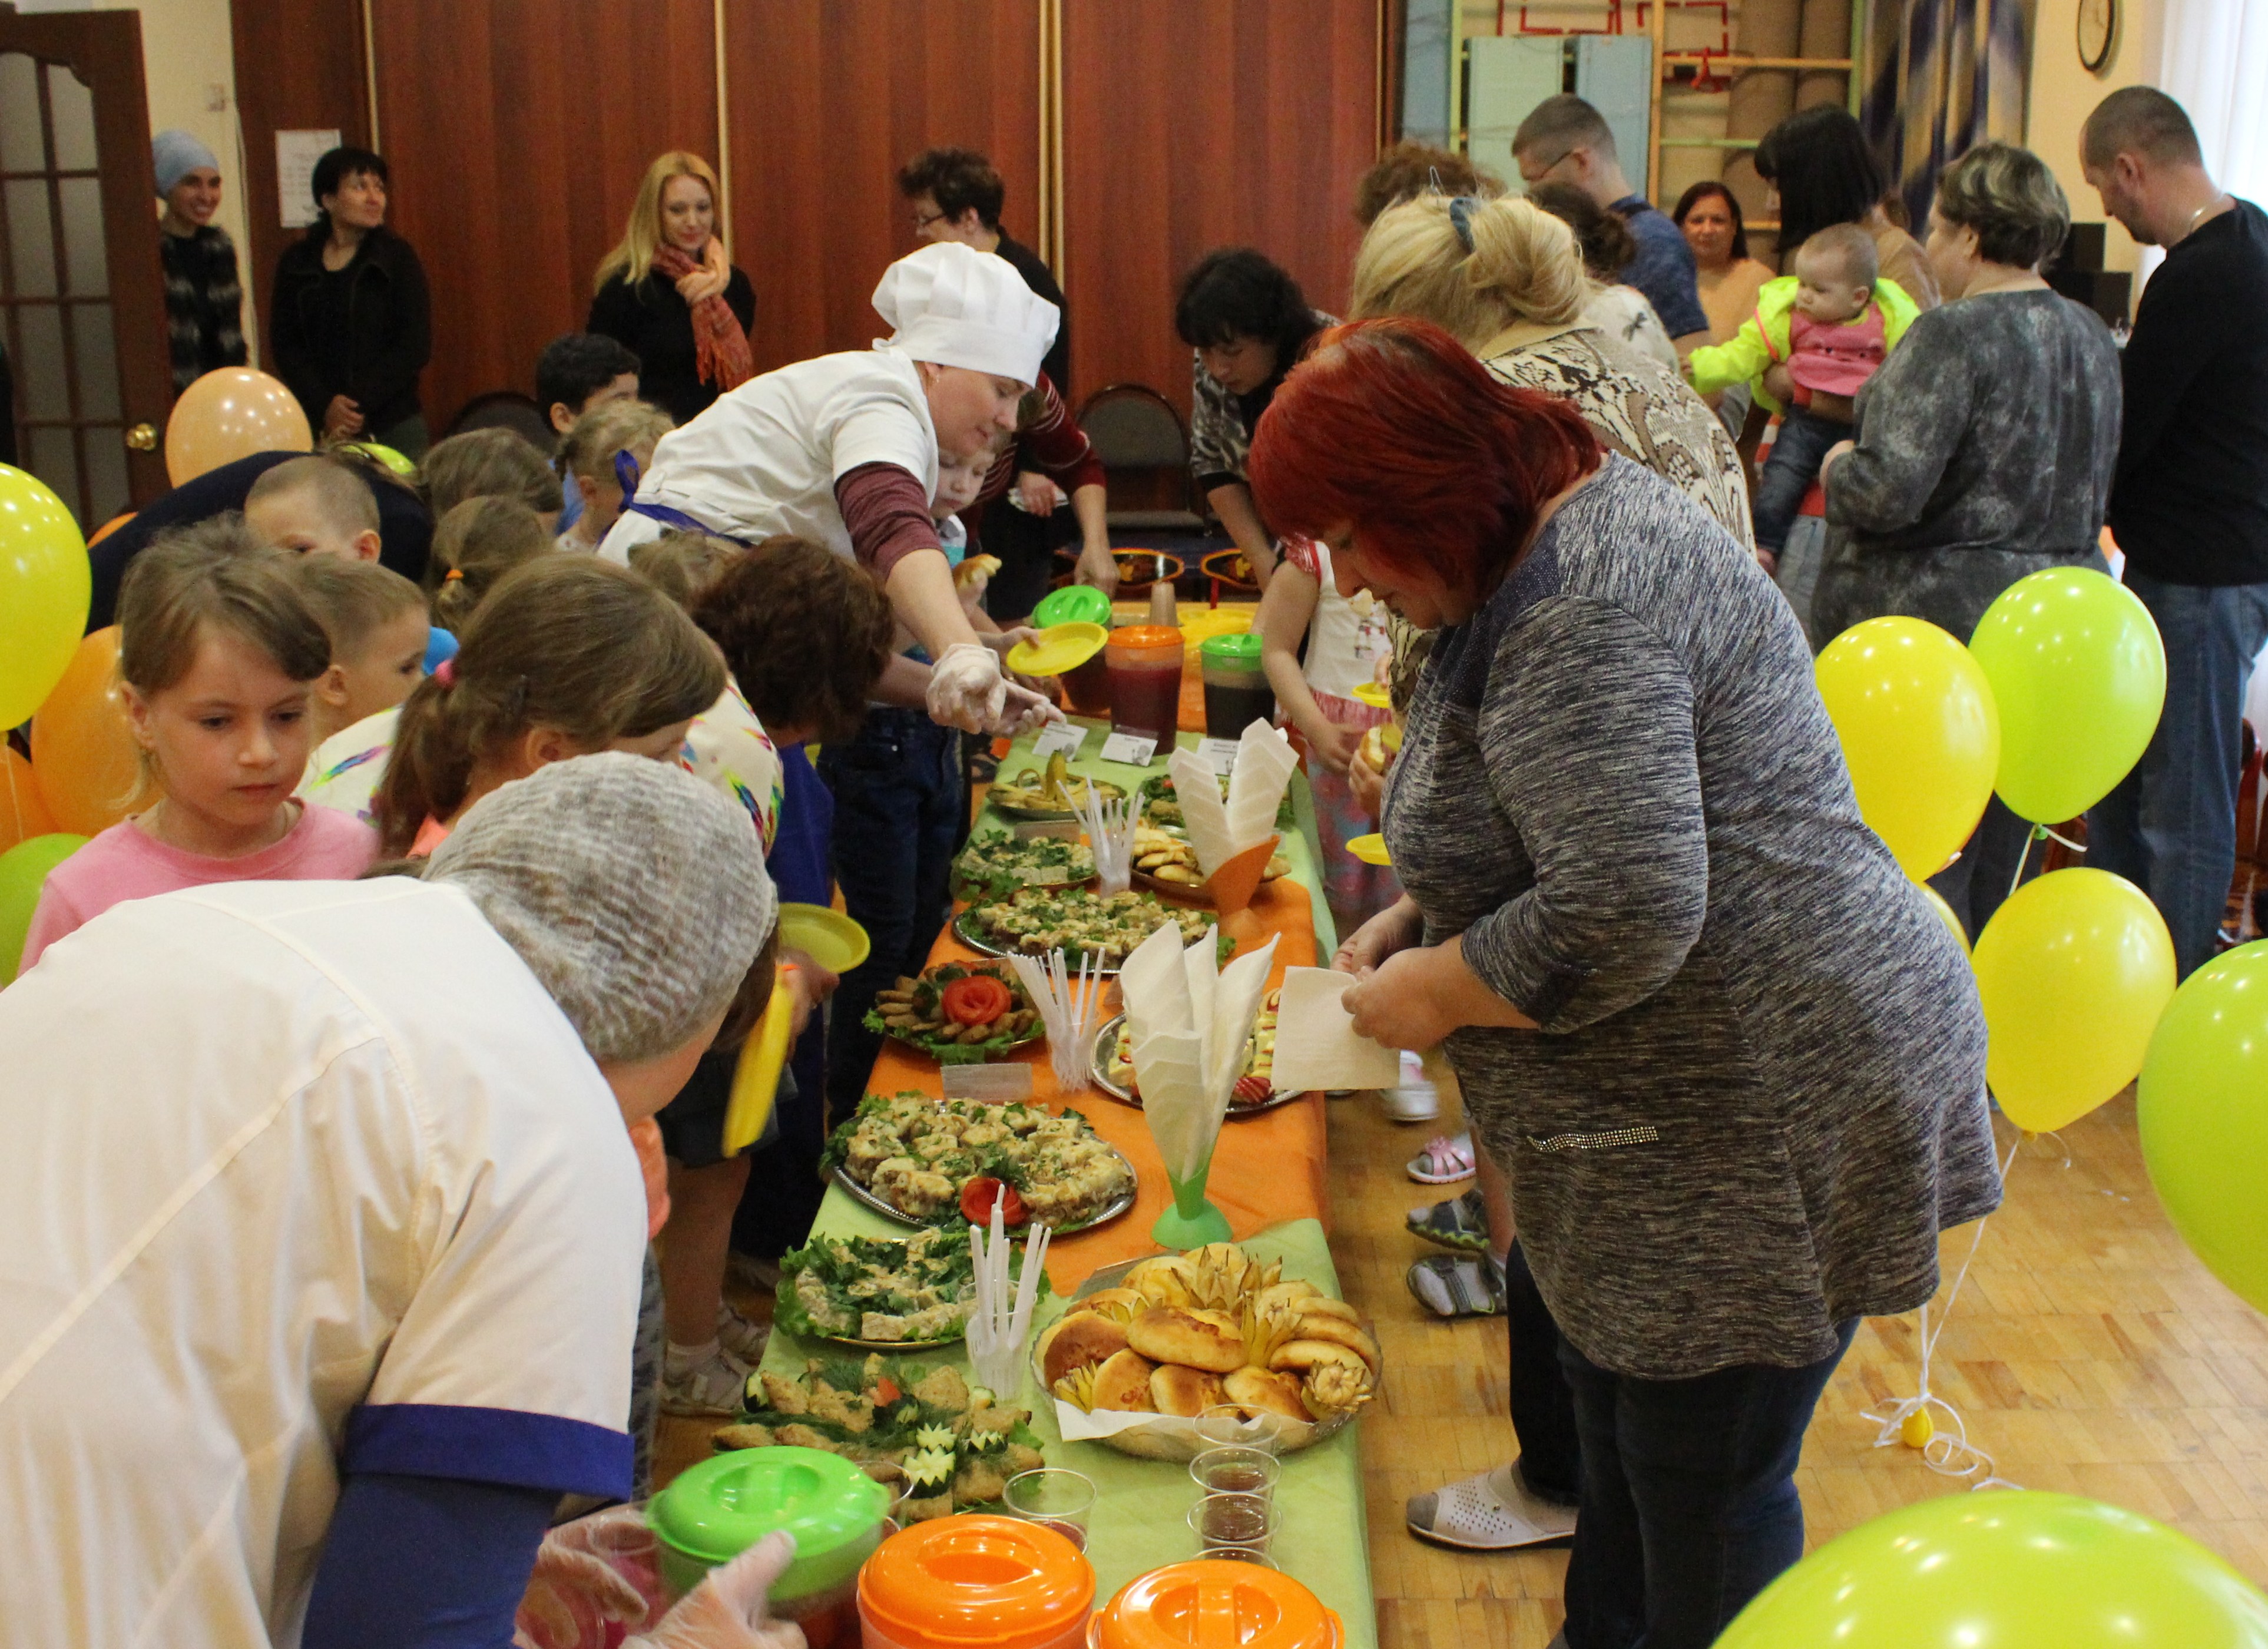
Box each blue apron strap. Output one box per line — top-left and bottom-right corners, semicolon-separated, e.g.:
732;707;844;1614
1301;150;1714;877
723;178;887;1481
621;498;753;547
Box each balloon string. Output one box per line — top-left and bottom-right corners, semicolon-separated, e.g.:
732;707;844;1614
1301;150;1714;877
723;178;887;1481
1861;1127;2026;1491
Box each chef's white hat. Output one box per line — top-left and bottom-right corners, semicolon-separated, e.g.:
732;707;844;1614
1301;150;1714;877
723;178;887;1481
872;240;1061;388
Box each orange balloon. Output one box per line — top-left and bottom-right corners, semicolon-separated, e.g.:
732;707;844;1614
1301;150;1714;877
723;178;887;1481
87;512;133;548
0;749;57;852
30;627;154;836
164;367;312;485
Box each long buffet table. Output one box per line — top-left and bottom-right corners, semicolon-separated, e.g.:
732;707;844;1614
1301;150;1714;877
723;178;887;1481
759;717;1378;1644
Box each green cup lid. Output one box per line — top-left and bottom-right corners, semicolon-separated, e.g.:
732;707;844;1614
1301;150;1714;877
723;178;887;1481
648;1445;889;1600
1200;632;1265;664
1034;584;1113;628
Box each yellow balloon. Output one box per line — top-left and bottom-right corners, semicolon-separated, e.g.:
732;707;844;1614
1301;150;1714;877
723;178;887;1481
0;462;91;728
1974;867;2176;1133
164;367;312;485
1921;885;1971;959
1815;617;2001;880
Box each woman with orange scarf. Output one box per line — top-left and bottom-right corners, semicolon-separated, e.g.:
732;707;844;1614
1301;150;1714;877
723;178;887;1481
588;152;756;423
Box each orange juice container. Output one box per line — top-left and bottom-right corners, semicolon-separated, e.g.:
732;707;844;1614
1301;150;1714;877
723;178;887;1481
1088;1561;1344;1649
859;1514;1095;1649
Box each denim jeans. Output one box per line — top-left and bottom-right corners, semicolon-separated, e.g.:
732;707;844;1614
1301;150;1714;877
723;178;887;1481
1505;1240;1582;1506
820;707;964;1117
1558;1319;1858;1649
1753;408;1846;551
2087;572;2268;979
1928;794;2042;941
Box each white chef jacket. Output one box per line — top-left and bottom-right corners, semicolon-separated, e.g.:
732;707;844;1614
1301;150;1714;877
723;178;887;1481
0;878;646;1647
600;346;940;565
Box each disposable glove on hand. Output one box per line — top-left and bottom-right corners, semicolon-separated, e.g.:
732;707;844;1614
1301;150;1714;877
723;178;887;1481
928;643;1061;737
626;1531;806;1649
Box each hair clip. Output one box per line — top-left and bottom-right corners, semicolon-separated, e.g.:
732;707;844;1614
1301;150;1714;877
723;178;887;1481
433;657;456;687
441;567;465;583
1449;195;1479;253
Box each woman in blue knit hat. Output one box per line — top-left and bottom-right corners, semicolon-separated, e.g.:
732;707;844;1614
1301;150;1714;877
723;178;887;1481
153;128;246;397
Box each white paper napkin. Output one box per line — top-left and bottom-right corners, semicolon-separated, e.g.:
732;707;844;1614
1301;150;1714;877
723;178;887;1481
1121;921;1279;1186
1166;747;1237;881
1267;966;1403;1093
1226;721;1299;852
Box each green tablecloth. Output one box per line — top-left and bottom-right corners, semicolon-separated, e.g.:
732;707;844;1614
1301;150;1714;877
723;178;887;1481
757;721;1373;1640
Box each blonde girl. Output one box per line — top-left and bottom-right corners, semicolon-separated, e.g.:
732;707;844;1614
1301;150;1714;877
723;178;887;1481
588;151;754;422
19;521;376;972
557;399;676;552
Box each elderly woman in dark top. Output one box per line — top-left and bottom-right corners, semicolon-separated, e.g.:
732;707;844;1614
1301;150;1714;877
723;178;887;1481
1818;141;2121;936
1251;317;1996;1649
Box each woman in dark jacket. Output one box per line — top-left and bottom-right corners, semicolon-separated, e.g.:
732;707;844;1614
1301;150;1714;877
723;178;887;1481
270;146;433;459
587;152;755;425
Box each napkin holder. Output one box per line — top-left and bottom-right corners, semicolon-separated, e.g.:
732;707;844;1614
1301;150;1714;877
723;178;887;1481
1202;833;1280;916
1153;1150;1234;1249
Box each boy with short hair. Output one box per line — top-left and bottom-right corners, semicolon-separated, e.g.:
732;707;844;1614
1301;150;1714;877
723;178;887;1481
537;333;642;533
243;454;383;561
293;558;431;823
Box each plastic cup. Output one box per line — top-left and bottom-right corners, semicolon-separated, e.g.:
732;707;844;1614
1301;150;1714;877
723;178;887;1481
1186;1493;1278;1556
1189;1446;1280;1499
1105;625;1184;747
1004;1468;1097;1551
1196;1545;1280;1567
1196;1403;1285;1455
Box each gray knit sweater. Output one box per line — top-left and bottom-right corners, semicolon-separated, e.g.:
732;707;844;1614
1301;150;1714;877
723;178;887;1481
1383;456;1999;1379
1816;289;2121;644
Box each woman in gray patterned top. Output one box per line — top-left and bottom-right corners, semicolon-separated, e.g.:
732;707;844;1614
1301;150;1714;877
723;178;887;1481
1817;141;2122;939
1250;318;1996;1648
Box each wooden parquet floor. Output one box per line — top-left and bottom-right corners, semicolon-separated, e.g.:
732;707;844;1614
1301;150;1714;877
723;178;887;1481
1330;1084;2268;1649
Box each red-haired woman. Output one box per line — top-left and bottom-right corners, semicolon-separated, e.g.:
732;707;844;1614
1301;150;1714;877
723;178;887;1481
1255;317;1996;1646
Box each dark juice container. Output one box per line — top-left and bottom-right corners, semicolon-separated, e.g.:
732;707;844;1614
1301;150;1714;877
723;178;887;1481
1200;631;1275;739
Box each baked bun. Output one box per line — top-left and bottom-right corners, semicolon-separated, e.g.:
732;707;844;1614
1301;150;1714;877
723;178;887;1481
1269;1339;1369;1376
1254;1280;1320;1316
1290;1296;1359;1325
1127;1306;1246;1374
1125;1255;1197;1308
1291;1314;1380;1371
1068;1287;1145;1323
1040;1310;1130;1386
1150;1364;1227;1418
1092;1349;1159;1412
1224;1366;1313;1423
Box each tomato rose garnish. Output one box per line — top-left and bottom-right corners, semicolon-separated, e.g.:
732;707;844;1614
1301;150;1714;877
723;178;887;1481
959;1176;1028;1226
941;975;1012;1026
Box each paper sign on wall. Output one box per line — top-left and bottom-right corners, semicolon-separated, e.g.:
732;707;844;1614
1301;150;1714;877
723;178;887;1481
276;129;340;229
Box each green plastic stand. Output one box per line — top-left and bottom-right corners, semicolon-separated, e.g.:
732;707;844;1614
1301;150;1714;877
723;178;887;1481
1152;1157;1233;1250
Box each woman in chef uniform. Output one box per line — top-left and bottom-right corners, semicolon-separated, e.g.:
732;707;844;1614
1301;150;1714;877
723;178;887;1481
600;239;1061;737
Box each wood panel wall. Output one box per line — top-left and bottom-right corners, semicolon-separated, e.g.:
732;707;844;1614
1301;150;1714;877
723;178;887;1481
226;0;369;367
1061;0;1385;416
724;0;1043;374
368;0;720;433
230;1;1385;431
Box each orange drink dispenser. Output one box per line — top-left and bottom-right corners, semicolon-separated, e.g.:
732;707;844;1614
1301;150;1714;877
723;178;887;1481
858;1514;1096;1649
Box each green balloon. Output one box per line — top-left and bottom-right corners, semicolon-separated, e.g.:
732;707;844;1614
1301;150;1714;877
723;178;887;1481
1720;1490;2268;1647
2140;941;2268;1314
0;831;88;985
1967;567;2166;824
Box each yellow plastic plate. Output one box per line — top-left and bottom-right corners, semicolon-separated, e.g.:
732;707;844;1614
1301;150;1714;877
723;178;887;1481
1352;681;1392;710
722;986;795;1154
1005;620;1108;677
777;902;870;974
1345;833;1393;866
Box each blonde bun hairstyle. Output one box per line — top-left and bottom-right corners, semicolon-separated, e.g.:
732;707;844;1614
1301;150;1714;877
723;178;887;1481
1350;193;1588;347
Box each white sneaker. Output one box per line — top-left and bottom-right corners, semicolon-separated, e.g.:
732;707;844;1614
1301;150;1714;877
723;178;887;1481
1383;1050;1440;1122
660;1341;750;1417
1405;1462;1577;1551
716;1303;770;1367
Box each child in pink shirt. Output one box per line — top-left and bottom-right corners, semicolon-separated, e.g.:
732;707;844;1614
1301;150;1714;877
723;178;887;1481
19;522;375;973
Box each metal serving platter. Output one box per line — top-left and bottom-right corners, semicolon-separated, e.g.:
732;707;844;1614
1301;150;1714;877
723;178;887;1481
1086;1014;1306;1117
830;1146;1139;1237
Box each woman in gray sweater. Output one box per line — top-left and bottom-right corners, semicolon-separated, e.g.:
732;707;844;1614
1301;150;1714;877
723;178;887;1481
1250;317;1998;1649
1817;142;2122;936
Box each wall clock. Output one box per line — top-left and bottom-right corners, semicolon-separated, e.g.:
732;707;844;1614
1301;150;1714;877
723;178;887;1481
2078;0;2117;75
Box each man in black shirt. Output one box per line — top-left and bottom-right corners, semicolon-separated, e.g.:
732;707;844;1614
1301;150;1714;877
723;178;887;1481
2082;87;2268;978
